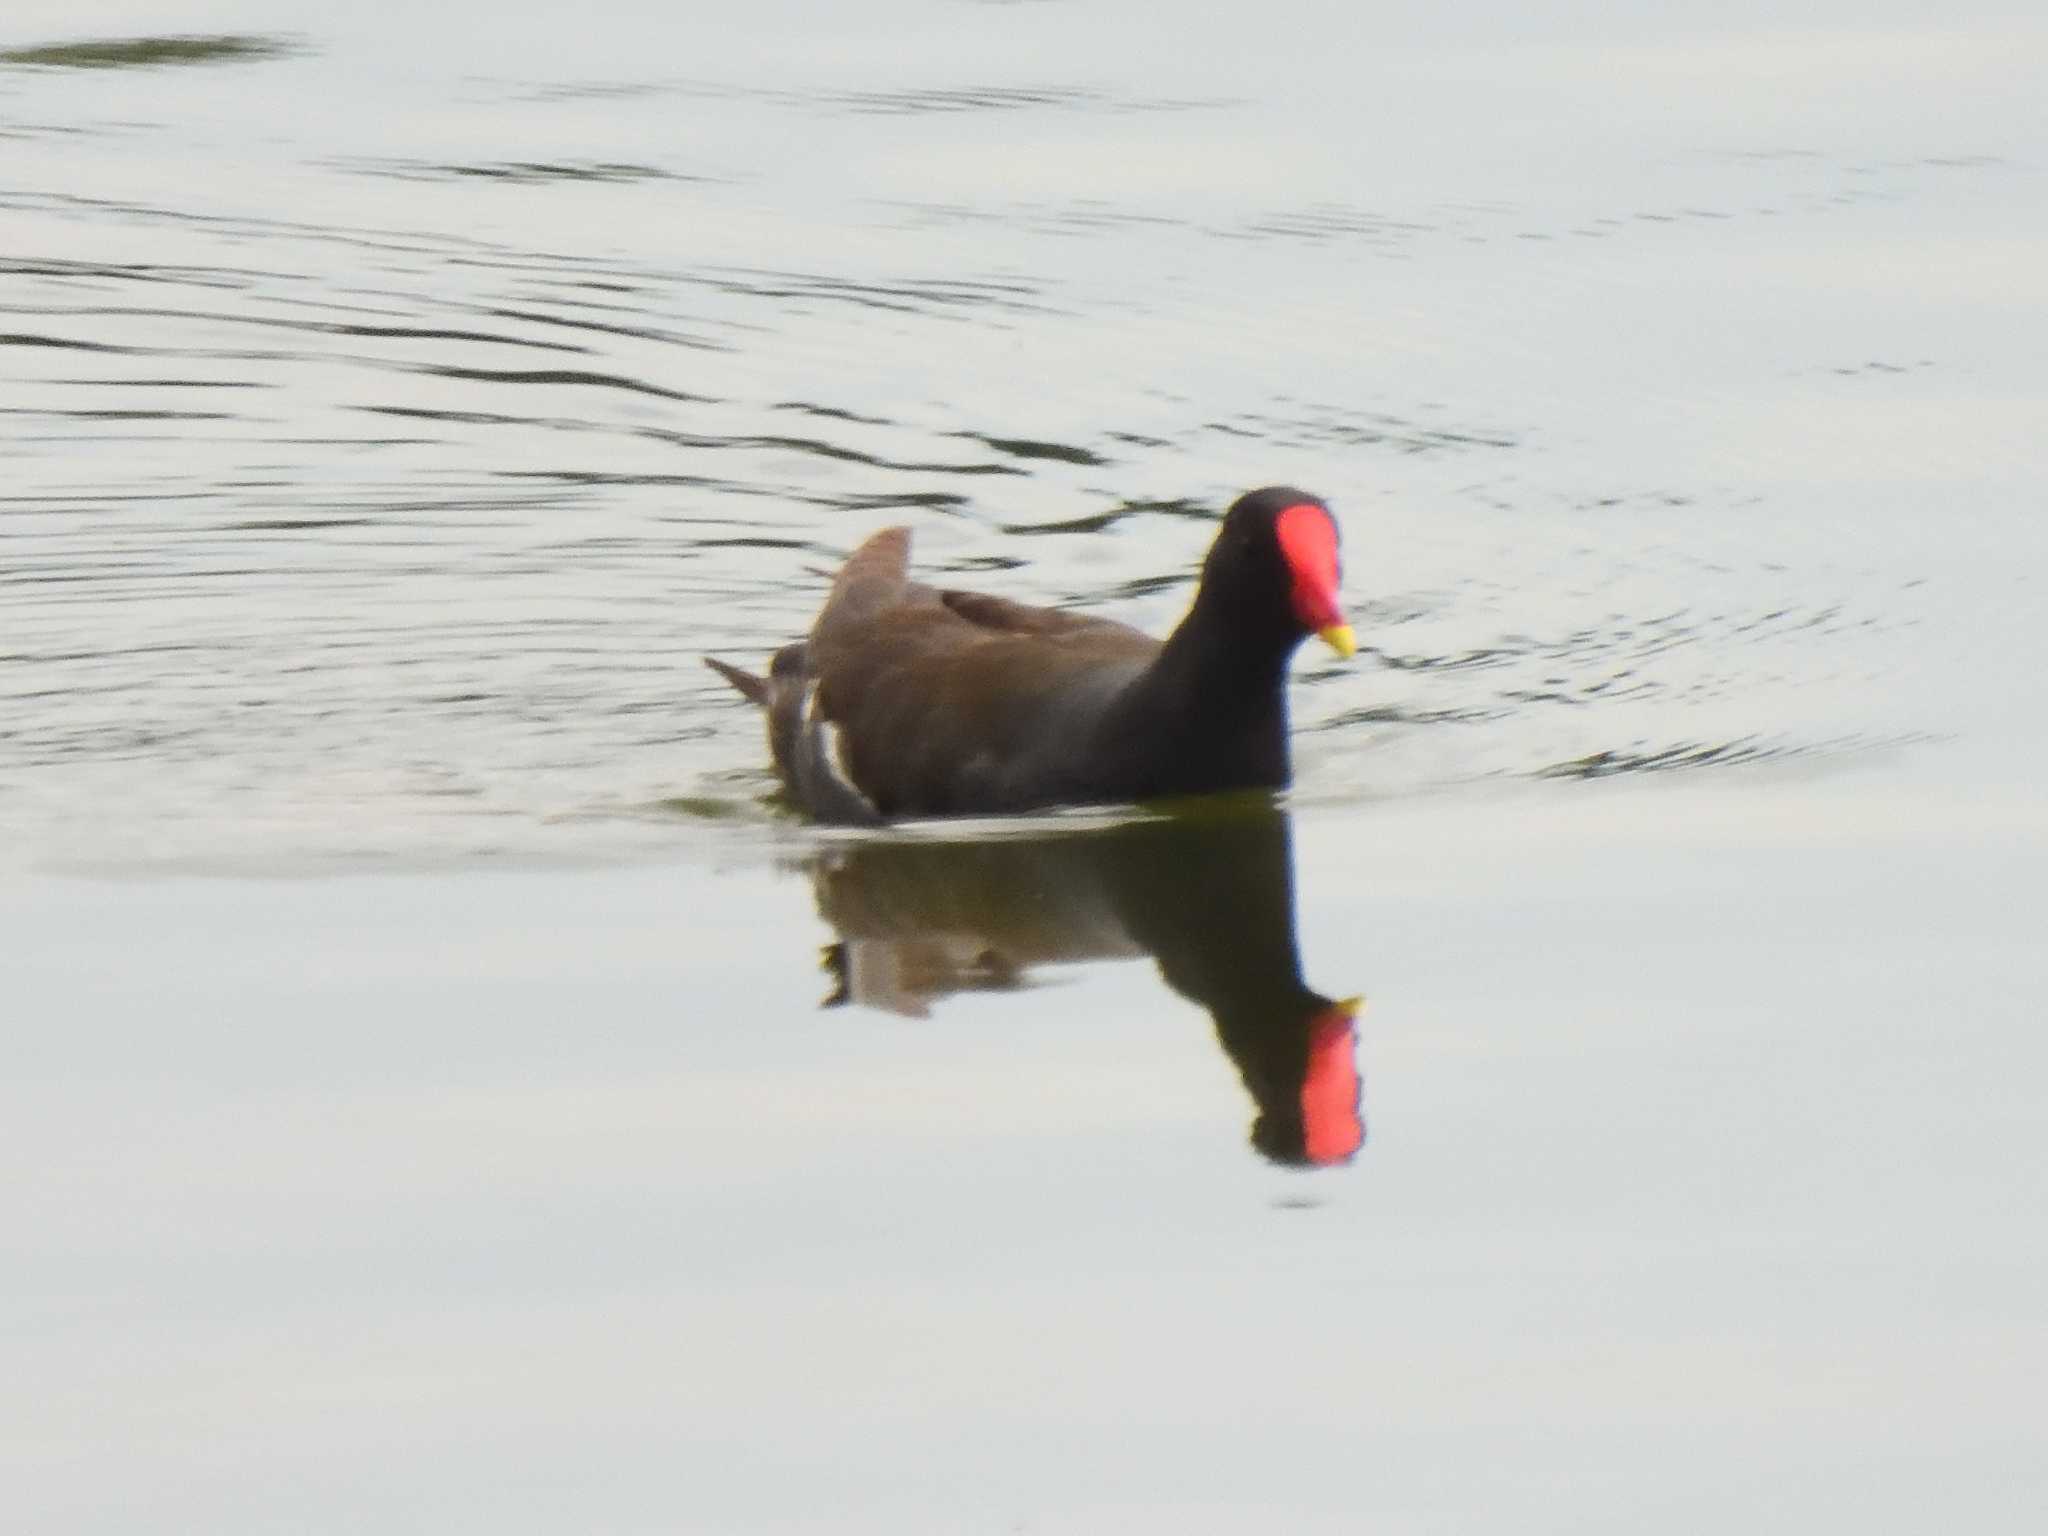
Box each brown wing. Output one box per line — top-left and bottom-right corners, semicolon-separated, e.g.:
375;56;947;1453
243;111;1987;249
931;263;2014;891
937;588;1151;644
805;534;1160;817
810;526;919;648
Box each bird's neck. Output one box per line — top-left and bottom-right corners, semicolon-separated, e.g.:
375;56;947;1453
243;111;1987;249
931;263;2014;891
1109;598;1299;790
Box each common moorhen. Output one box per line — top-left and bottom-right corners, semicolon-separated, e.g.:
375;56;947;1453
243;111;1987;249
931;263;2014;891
706;485;1353;822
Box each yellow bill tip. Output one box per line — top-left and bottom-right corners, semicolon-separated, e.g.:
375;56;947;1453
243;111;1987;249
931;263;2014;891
1317;623;1357;660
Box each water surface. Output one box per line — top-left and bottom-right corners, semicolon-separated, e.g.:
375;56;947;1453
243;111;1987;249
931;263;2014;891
6;1;2039;866
4;3;2046;1531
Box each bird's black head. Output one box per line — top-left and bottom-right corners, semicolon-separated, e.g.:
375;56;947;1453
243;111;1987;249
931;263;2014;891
1197;486;1355;659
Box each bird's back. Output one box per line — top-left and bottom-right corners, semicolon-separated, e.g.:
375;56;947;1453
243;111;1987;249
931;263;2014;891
802;529;1158;818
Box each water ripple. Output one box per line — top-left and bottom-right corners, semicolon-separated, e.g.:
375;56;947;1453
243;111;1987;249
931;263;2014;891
0;32;1982;864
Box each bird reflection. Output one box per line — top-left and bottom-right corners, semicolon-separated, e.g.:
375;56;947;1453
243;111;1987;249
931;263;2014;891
809;804;1364;1167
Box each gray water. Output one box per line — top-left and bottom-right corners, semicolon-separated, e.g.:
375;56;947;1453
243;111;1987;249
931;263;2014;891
5;5;2046;1532
8;3;2040;866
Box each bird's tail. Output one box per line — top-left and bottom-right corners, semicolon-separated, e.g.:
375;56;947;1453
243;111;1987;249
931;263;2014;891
703;655;770;707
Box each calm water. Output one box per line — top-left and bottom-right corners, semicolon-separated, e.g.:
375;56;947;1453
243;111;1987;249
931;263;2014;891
5;4;2046;1531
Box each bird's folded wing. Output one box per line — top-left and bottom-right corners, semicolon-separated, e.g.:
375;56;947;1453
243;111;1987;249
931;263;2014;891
808;595;1155;815
938;588;1151;643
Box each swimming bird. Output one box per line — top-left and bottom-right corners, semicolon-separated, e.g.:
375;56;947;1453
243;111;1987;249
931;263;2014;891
705;485;1353;823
